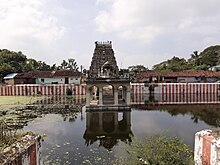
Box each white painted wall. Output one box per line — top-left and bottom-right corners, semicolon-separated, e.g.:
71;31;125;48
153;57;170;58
206;77;218;82
36;77;81;84
177;77;198;83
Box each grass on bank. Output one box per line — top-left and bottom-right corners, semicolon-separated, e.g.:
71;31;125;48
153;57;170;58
0;96;47;111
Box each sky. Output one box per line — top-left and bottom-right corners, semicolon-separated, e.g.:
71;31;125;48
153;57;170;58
1;0;220;70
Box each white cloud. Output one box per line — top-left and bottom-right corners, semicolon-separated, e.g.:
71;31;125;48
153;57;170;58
0;0;65;56
119;26;163;43
95;0;220;43
1;0;220;69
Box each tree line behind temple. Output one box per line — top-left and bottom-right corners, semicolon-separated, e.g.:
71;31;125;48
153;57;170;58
127;45;220;73
0;49;80;81
1;45;220;81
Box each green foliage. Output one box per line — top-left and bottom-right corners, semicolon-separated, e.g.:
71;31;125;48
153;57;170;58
0;49;82;82
153;56;190;72
67;58;79;71
188;51;200;67
117;134;194;165
36;61;51;70
148;84;156;92
0;49;27;80
58;59;79;71
153;45;220;72
66;88;73;95
59;60;68;70
199;45;220;67
0;63;14;78
187;46;220;70
0;49;55;81
128;65;148;82
159;105;220;127
23;58;39;71
128;65;148;72
23;59;53;71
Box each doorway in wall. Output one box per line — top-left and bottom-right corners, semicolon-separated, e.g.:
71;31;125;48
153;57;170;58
65;77;69;84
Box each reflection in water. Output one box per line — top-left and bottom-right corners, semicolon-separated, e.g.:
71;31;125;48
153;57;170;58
33;95;86;105
31;96;86;122
18;95;220;163
83;111;133;150
131;93;220;104
131;93;220;127
133;103;220;127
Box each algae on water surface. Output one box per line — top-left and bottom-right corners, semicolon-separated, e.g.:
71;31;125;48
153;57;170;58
0;96;48;111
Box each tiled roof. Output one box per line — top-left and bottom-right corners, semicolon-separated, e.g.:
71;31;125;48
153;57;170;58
136;70;220;80
163;70;220;77
53;70;82;77
136;71;161;80
15;71;53;79
15;70;82;79
32;71;53;78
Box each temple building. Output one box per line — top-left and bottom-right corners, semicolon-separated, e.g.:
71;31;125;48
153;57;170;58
86;41;131;110
89;41;119;78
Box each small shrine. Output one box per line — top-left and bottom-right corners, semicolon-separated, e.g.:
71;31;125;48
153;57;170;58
86;41;131;111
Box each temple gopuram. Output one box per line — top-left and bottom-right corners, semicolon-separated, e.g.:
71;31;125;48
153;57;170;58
86;41;131;111
89;41;118;78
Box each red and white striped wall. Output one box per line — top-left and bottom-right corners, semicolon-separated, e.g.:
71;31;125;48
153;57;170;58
131;92;144;104
131;83;146;94
0;84;86;96
157;83;219;94
131;83;220;95
130;83;220;104
1;83;219;97
194;129;220;165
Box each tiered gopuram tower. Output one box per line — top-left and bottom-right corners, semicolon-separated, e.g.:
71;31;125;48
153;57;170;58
86;41;131;110
89;41;119;78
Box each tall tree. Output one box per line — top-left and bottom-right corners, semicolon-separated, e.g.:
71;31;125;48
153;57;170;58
36;61;51;70
188;51;200;66
58;60;68;70
23;58;39;72
50;64;57;70
67;58;79;71
58;59;79;71
0;49;27;80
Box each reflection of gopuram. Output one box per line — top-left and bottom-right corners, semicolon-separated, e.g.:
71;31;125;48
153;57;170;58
83;111;133;150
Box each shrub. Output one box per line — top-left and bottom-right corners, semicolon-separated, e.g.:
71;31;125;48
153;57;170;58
116;134;194;165
36;91;42;95
66;88;72;95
